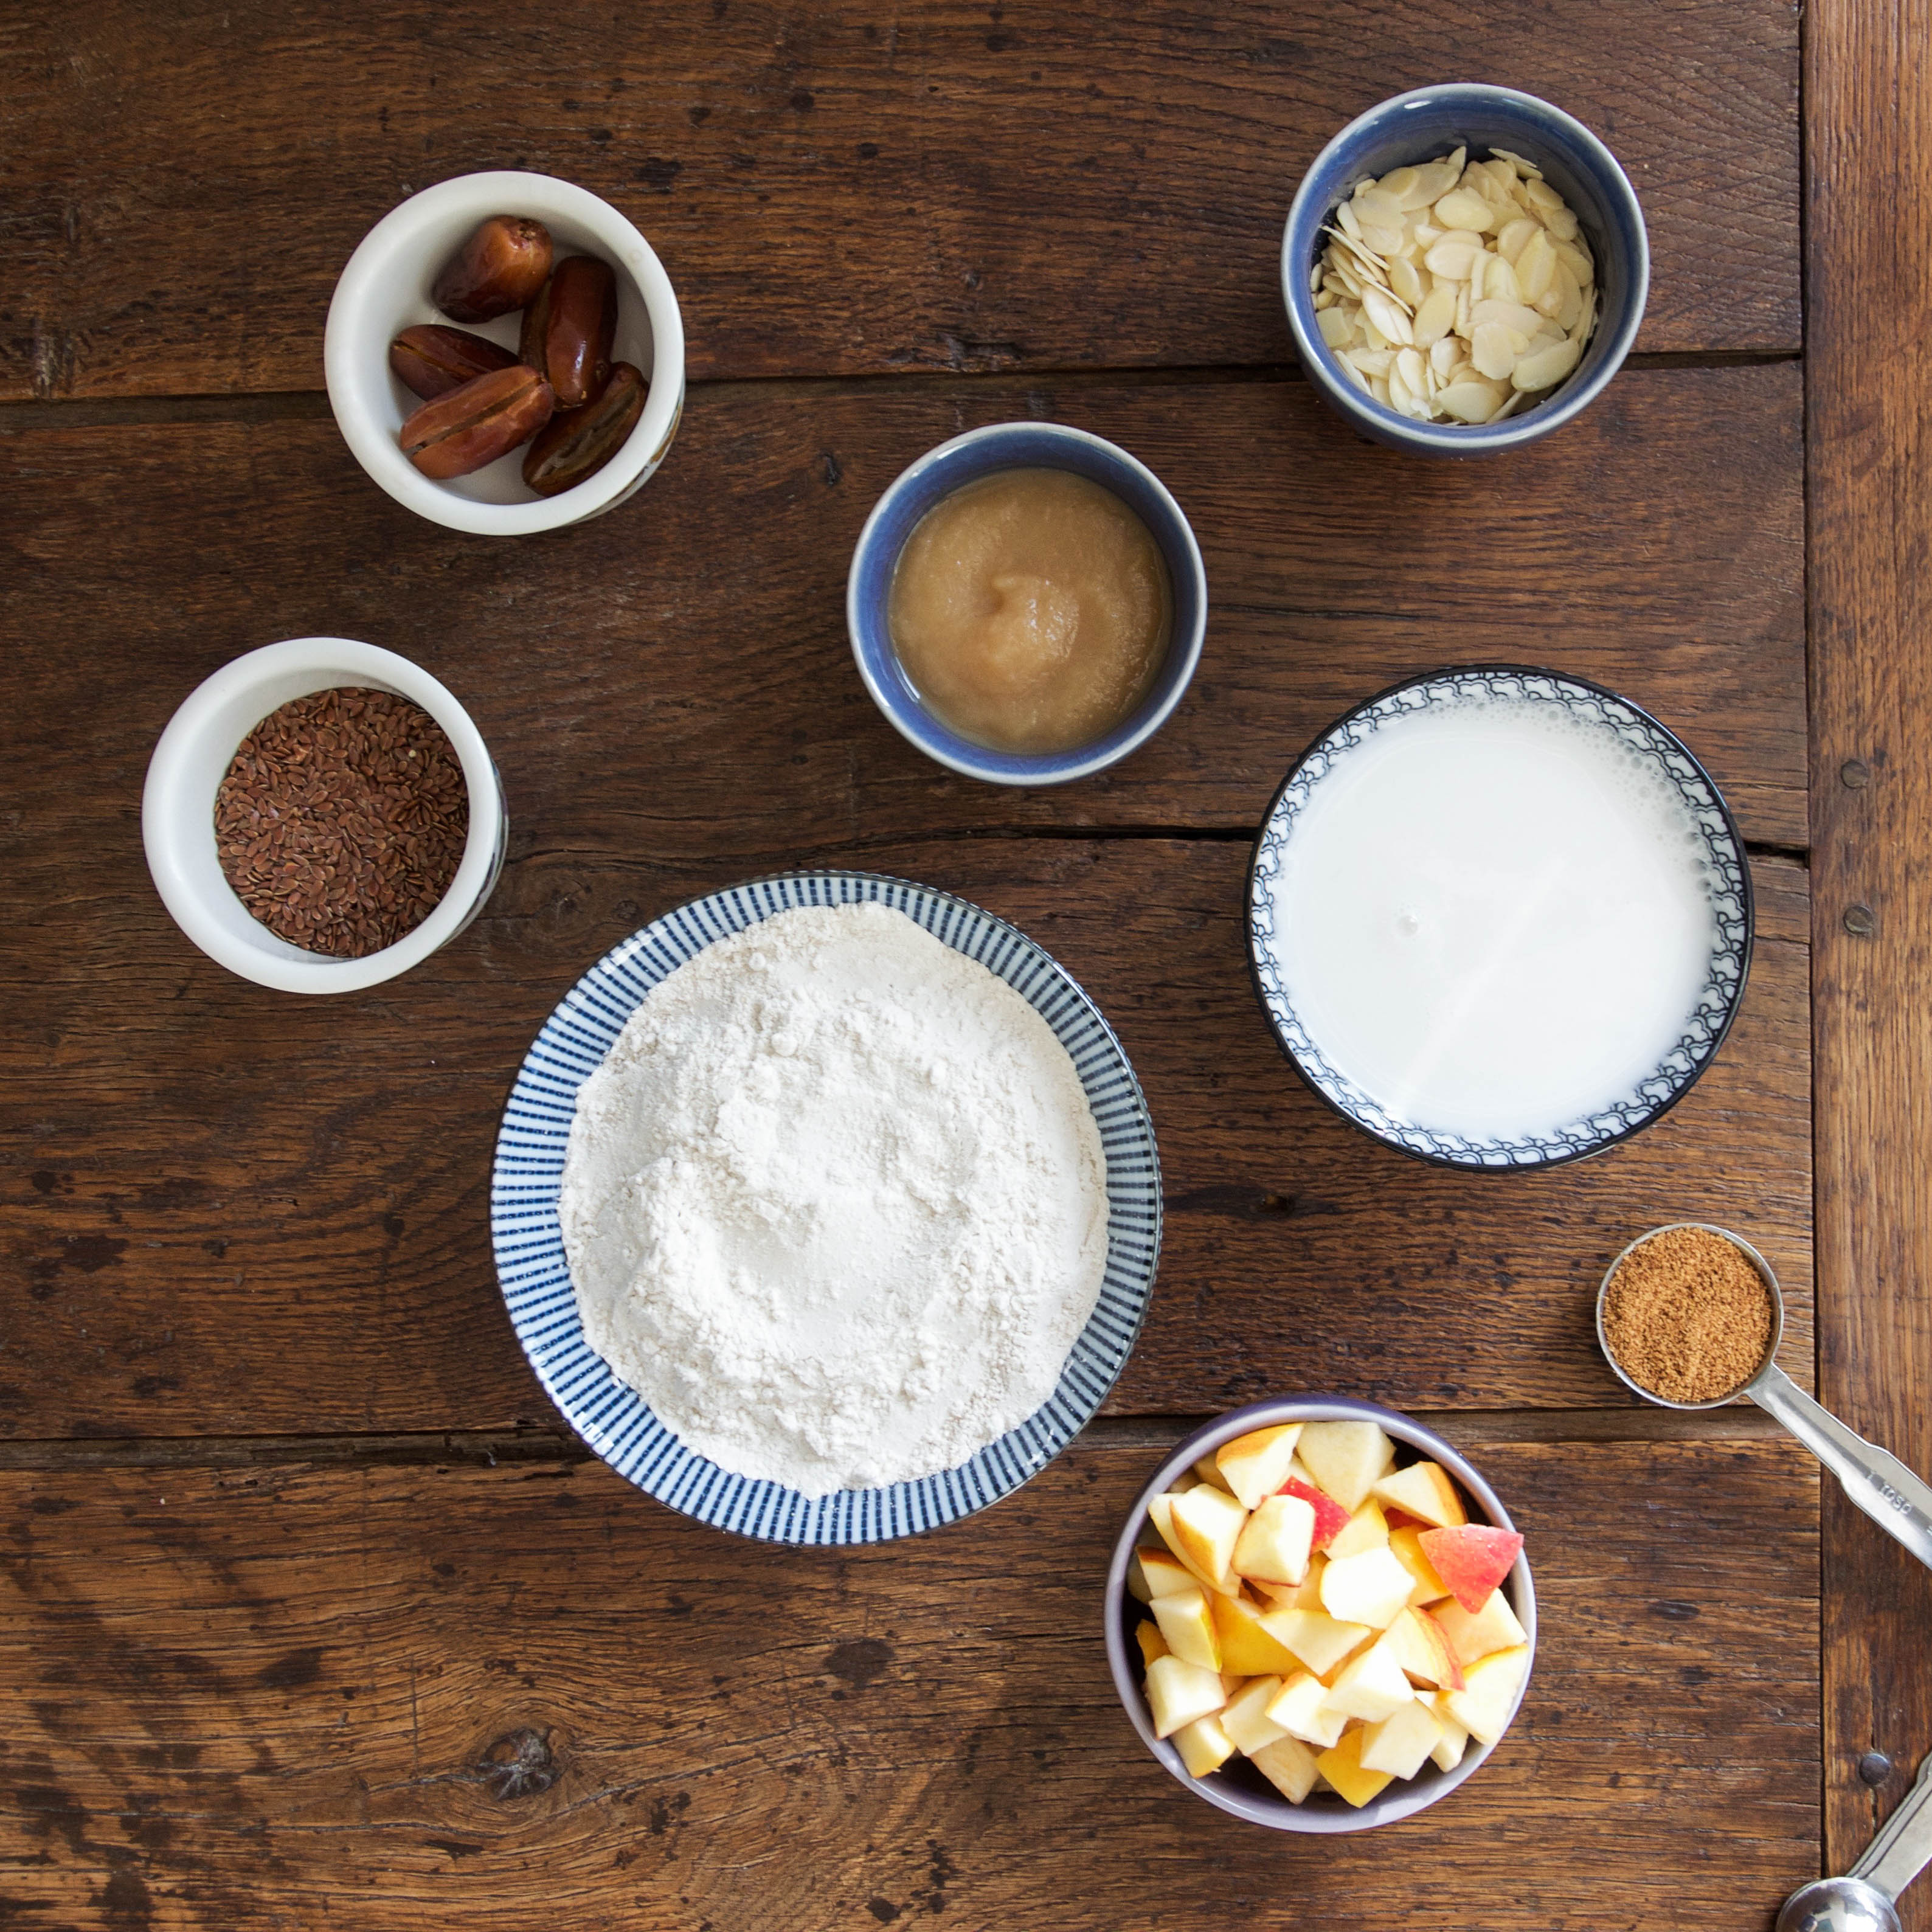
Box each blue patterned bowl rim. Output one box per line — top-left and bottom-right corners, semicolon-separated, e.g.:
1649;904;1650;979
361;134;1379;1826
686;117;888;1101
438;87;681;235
490;869;1164;1543
1245;665;1754;1171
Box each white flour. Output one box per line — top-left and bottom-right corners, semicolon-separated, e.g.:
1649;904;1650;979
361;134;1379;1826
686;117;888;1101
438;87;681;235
559;902;1109;1497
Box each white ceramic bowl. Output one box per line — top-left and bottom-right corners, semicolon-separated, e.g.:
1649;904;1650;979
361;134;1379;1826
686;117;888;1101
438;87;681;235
142;638;507;994
325;171;685;535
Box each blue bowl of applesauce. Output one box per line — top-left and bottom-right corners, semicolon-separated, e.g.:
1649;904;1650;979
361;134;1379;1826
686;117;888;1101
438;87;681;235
1247;667;1752;1170
847;422;1208;786
1281;84;1648;454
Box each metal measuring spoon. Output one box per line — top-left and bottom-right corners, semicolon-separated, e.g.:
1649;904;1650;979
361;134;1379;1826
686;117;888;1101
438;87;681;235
1596;1224;1932;1571
1777;1748;1932;1931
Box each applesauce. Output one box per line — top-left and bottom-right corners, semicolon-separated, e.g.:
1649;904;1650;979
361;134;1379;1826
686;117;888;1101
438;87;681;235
887;468;1172;755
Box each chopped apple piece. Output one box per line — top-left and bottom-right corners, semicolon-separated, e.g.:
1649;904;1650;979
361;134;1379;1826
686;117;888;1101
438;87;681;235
1137;1546;1200;1602
1127;1552;1153;1604
1419;1525;1524;1613
1265;1669;1348;1748
1360;1696;1445;1778
1252;1552;1327;1613
1256;1605;1372;1677
1135;1620;1169;1669
1168;1483;1249;1596
1192;1453;1238;1495
1388;1525;1452;1605
1380;1605;1464;1691
1144;1654;1227;1738
1232;1494;1316;1586
1318;1630;1416;1724
1371;1459;1468;1529
1252;1733;1321;1802
1214;1424;1304;1509
1220;1669;1248;1700
1146;1493;1222;1596
1279;1477;1352;1551
1442;1643;1531;1746
1219;1674;1290;1755
1431;1705;1471;1772
1433;1588;1528;1668
1210;1590;1305;1676
1297;1419;1393;1512
1151;1585;1222;1672
1319;1545;1416;1630
1314;1726;1396;1808
1173;1712;1236;1778
1328;1497;1391;1559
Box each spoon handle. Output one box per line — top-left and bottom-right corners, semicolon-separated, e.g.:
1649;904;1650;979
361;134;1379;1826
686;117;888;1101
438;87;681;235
1748;1365;1932;1571
1854;1749;1932;1901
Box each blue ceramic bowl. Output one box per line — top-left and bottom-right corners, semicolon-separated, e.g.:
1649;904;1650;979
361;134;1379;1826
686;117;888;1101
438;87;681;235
1281;85;1649;455
847;423;1208;785
1246;665;1753;1171
1104;1397;1537;1833
491;869;1163;1544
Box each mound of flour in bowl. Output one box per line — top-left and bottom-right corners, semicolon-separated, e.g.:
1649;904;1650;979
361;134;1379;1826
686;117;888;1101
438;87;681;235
559;901;1110;1498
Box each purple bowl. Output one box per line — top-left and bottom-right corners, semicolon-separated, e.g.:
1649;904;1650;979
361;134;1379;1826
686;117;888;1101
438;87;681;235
1104;1396;1536;1832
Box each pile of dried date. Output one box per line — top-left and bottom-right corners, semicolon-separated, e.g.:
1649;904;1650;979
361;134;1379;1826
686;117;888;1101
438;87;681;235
391;215;647;496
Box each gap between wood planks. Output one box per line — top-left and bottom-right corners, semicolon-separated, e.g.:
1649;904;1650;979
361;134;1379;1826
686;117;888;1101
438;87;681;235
0;346;1802;435
0;1406;1787;1473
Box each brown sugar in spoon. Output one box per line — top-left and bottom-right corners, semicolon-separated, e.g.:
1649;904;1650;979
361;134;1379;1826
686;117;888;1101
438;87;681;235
1596;1222;1932;1572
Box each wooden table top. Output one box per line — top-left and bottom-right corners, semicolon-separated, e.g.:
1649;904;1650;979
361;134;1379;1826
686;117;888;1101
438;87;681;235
2;4;1927;1927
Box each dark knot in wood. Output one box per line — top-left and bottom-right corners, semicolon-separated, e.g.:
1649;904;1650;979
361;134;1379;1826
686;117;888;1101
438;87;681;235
477;1728;559;1801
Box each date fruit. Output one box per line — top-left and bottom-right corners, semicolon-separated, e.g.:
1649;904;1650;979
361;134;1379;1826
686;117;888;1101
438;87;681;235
432;215;553;324
389;324;519;401
521;255;617;409
400;364;555;480
522;361;648;496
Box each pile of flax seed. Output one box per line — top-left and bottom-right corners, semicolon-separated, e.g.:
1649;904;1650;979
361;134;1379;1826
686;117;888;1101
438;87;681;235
215;686;468;959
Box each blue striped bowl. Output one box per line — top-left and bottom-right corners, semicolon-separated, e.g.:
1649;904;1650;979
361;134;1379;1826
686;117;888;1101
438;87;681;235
491;869;1163;1543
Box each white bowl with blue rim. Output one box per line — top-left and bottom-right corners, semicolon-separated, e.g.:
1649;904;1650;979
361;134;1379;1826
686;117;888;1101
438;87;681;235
847;422;1208;786
1281;85;1648;455
491;869;1163;1543
1246;665;1753;1171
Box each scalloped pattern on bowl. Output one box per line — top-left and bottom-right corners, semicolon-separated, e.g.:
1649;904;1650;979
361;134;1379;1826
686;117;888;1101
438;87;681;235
491;869;1162;1543
1247;666;1752;1169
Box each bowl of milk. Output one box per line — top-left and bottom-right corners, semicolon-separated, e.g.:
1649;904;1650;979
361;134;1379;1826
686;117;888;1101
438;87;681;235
1247;667;1751;1169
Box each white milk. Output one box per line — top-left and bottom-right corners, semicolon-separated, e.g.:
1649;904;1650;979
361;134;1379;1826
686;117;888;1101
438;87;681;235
1264;698;1719;1141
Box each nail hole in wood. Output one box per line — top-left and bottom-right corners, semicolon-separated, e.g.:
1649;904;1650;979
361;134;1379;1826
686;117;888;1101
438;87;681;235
1844;904;1877;937
1841;759;1871;789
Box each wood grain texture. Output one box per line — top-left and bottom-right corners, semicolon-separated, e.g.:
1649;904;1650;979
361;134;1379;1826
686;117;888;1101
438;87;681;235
0;1431;1819;1930
0;0;1799;399
0;828;1810;1438
1806;0;1932;1909
0;365;1808;849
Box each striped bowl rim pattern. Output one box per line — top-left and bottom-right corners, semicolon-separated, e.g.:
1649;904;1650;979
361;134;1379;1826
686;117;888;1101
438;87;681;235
490;870;1164;1544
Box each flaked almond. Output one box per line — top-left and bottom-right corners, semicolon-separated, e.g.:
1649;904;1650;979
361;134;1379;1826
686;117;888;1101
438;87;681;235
1308;142;1600;424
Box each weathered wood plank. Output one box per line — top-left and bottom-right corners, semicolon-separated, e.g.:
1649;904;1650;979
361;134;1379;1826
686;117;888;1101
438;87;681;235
0;834;1810;1437
1807;0;1932;1908
0;0;1799;400
0;365;1808;850
0;1432;1819;1930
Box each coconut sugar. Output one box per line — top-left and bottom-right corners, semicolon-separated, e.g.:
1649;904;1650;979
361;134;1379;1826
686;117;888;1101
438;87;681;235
1601;1225;1774;1404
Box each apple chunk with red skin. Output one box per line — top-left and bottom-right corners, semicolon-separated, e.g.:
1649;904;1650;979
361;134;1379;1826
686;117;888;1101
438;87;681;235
1419;1525;1525;1614
1279;1477;1352;1552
